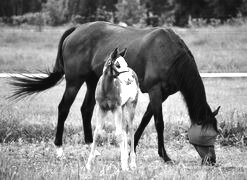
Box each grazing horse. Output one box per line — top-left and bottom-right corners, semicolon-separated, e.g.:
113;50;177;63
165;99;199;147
86;48;139;171
9;21;220;164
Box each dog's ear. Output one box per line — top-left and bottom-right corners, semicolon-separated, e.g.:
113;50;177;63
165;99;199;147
119;48;127;57
111;48;119;59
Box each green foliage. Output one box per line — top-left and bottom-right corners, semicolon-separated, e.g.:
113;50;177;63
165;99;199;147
67;0;98;22
173;0;244;26
143;0;172;16
207;0;242;19
0;0;45;17
11;12;46;26
115;0;146;25
1;0;247;26
240;0;247;16
95;7;113;22
43;0;69;26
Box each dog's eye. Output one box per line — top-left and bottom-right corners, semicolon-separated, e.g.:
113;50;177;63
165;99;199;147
115;62;121;68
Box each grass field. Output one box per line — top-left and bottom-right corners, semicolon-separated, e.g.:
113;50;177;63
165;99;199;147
0;77;247;179
0;24;247;73
174;25;247;72
0;24;247;179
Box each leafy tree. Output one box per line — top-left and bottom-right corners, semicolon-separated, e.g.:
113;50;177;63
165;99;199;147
141;0;171;16
43;0;69;25
240;0;247;16
97;0;118;22
115;0;146;25
97;0;118;12
207;0;242;20
67;0;99;22
1;0;247;26
0;0;46;17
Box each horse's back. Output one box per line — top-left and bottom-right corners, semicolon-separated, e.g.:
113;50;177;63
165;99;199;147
62;21;192;91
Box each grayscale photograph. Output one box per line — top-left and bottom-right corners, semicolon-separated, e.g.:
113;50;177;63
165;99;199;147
0;0;246;179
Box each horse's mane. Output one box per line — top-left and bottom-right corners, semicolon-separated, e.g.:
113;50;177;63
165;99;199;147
173;52;217;130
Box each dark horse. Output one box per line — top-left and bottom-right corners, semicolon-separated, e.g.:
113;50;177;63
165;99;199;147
10;21;220;164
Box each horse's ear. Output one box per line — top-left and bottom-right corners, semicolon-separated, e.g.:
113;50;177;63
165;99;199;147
111;48;119;59
119;48;127;57
213;106;221;116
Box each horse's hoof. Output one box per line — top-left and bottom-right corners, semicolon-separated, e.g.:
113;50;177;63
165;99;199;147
86;163;91;171
166;159;177;165
94;150;101;157
121;166;129;171
56;146;64;158
85;136;93;144
201;158;216;166
163;156;172;162
129;162;137;170
121;162;129;171
162;156;176;165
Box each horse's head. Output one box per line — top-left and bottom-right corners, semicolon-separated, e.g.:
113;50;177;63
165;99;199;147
103;48;128;78
189;106;221;165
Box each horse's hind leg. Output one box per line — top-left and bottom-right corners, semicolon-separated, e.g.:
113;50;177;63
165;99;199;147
54;81;82;157
134;95;168;151
148;85;171;162
81;79;97;144
134;103;152;150
86;104;105;171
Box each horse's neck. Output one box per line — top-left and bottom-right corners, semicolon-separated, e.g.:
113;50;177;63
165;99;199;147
186;85;208;124
102;70;117;93
173;54;210;124
179;71;209;124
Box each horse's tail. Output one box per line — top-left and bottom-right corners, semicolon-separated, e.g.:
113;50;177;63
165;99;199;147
9;27;77;100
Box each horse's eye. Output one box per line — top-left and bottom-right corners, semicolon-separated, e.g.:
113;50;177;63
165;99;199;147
115;62;121;68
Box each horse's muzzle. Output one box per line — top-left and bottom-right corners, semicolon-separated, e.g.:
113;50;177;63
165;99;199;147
193;145;216;165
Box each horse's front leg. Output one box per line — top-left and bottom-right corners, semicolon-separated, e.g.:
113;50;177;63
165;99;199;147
129;118;136;170
114;107;129;171
86;104;105;171
124;104;137;170
149;84;171;162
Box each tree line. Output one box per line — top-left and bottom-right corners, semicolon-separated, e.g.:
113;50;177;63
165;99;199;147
0;0;246;26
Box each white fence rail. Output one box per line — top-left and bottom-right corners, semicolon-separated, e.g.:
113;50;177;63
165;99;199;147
200;73;247;78
1;73;247;78
0;73;48;78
